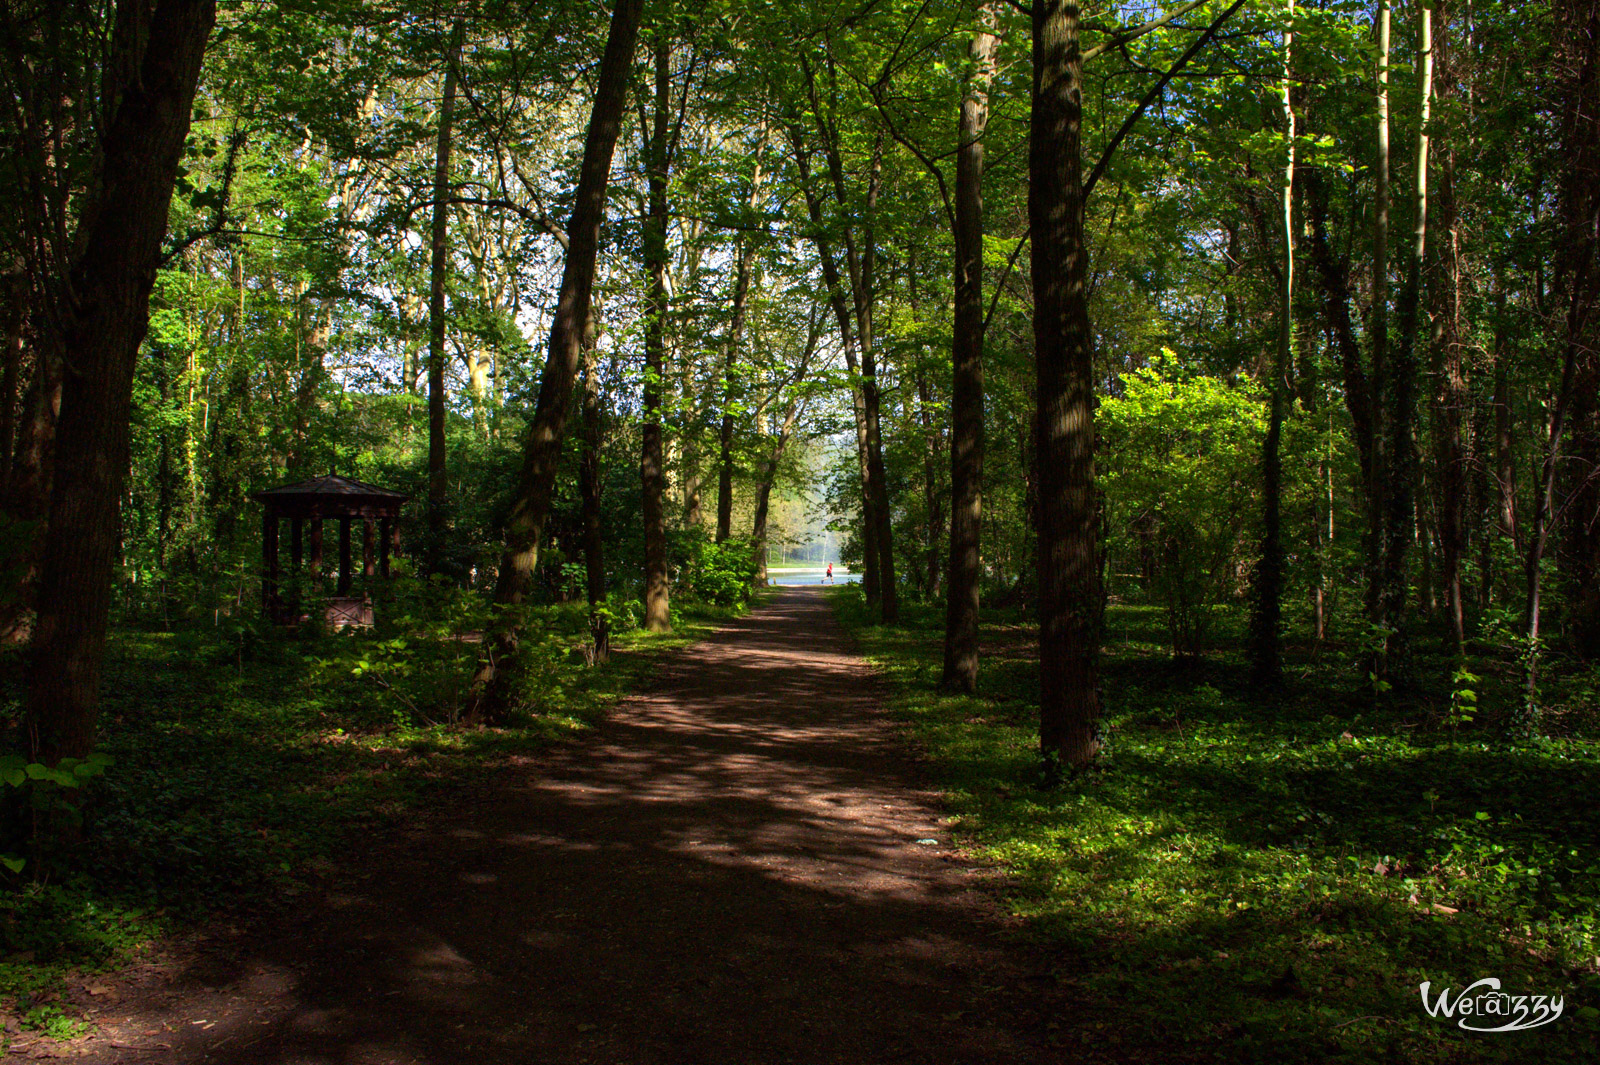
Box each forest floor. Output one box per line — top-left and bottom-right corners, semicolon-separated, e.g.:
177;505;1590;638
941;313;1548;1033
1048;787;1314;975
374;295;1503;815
28;589;1079;1064
836;592;1600;1064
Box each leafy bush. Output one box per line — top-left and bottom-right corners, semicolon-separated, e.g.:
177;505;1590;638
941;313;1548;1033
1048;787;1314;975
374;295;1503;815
1100;360;1264;656
673;532;759;607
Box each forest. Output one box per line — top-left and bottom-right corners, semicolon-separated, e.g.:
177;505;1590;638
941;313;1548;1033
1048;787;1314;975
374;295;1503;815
0;0;1598;1060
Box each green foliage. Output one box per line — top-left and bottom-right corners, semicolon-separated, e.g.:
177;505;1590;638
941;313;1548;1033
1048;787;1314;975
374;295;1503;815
836;590;1600;1062
1100;360;1265;656
674;533;760;607
0;589;743;1029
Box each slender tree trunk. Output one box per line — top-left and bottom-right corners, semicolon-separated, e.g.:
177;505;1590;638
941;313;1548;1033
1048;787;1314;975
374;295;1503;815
426;24;462;572
26;0;216;764
469;0;643;721
1493;301;1519;555
641;33;672;633
751;406;800;585
715;139;766;544
0;282;21;494
1031;0;1101;770
1377;0;1433;669
1525;0;1600;709
1251;0;1295;686
917;370;943;599
1428;4;1468;653
856;139;898;621
942;3;997;692
579;314;609;664
1305;172;1375;489
713;246;749;543
789;131;880;608
1368;0;1394;624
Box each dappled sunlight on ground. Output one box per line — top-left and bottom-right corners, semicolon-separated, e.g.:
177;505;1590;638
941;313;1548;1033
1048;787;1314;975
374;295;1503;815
68;590;1066;1065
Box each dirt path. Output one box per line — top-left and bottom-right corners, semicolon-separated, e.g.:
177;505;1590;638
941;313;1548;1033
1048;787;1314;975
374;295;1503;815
67;589;1065;1064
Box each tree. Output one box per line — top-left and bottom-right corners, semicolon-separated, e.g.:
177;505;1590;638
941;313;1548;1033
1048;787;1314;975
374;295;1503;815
941;2;998;693
469;0;644;721
427;21;464;570
25;0;218;764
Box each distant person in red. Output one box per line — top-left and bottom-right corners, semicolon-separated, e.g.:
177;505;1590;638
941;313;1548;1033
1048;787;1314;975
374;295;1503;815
826;562;834;583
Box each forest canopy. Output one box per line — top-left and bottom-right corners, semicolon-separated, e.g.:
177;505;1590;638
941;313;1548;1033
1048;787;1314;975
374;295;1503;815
0;0;1594;828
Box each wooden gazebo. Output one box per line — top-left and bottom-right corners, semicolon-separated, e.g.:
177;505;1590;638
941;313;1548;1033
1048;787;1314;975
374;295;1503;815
254;474;409;625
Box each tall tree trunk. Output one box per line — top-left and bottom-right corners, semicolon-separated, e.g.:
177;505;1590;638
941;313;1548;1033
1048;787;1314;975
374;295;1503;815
1559;3;1600;663
26;0;216;764
426;24;462;573
715;137;766;544
0;300;56;644
469;0;643;721
1368;0;1394;624
1305;172;1375;489
1428;4;1468;653
579;314;609;664
789;130;880;608
713;243;753;544
1377;0;1433;670
641;32;672;633
1251;0;1295;686
751;405;800;586
1031;0;1101;770
855;139;898;621
942;3;997;692
0;280;22;494
1493;297;1519;555
1525;0;1600;709
917;369;943;599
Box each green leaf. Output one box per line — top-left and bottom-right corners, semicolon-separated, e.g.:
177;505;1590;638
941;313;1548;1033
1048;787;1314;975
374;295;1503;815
1;856;23;874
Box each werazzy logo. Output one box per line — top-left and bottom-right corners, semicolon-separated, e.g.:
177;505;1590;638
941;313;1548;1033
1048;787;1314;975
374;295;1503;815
1420;978;1564;1033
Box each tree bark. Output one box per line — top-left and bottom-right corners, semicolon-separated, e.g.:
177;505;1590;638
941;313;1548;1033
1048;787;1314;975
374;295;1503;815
1525;0;1600;706
579;314;609;663
1368;0;1394;625
1031;0;1101;770
942;3;998;692
1251;0;1295;686
853;138;898;621
788;129;880;609
469;0;643;721
641;31;672;633
1427;4;1468;653
26;0;216;764
426;23;462;573
752;405;801;585
1376;0;1432;669
715;136;767;544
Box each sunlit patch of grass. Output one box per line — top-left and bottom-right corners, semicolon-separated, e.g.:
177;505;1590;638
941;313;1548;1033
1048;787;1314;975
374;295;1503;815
832;589;1600;1063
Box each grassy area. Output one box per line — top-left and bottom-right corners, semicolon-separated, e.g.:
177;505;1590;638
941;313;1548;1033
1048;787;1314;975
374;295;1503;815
0;588;744;1044
831;588;1600;1063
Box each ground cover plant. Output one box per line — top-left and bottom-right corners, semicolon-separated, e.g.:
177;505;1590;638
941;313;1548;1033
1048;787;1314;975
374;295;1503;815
0;593;745;1047
833;588;1600;1063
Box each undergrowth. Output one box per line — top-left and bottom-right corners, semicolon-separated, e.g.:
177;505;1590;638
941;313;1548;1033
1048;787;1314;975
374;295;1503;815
0;590;742;1044
832;589;1600;1063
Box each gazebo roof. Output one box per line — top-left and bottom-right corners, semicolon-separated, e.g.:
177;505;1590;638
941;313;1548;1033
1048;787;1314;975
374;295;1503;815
253;474;409;518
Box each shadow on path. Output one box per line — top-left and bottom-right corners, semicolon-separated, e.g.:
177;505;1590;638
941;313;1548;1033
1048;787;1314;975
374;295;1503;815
75;589;1065;1064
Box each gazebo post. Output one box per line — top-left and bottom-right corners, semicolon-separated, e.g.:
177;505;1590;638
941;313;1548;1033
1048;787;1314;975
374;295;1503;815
310;519;324;593
363;519;375;579
290;517;303;615
379;518;392;577
262;509;279;617
387;520;400;572
338;518;353;595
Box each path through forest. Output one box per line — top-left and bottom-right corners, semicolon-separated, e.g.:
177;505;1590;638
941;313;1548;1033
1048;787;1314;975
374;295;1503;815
70;589;1070;1064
